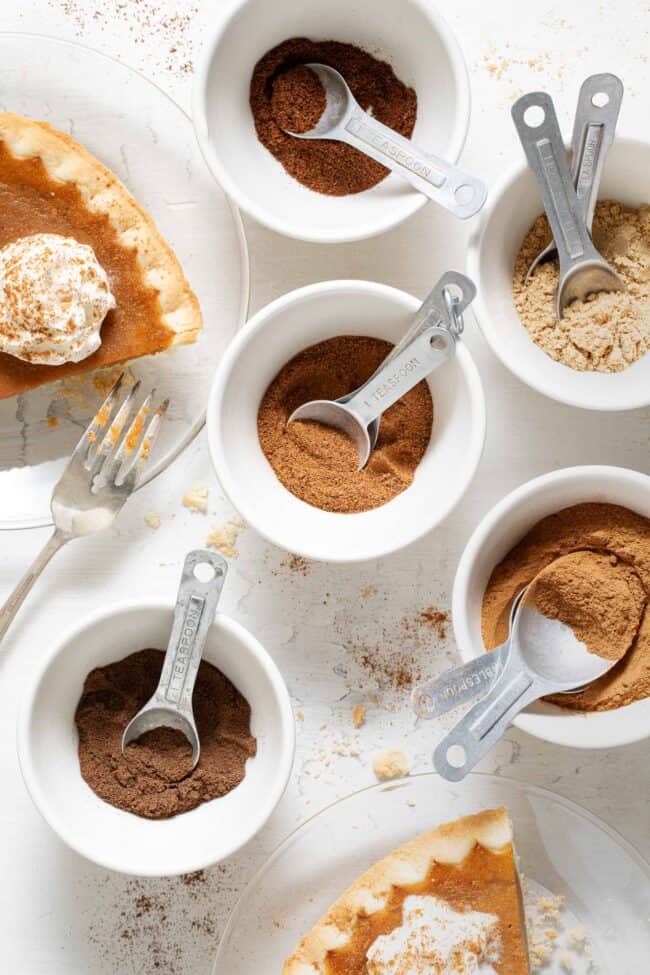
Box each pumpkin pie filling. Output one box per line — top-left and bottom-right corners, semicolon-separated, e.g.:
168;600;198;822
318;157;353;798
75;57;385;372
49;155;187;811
283;808;530;975
0;115;201;400
325;845;528;975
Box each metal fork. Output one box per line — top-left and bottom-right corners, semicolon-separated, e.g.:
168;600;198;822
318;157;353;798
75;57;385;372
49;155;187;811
0;374;168;643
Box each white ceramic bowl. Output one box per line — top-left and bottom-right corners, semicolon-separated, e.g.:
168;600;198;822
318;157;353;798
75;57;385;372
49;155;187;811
207;280;486;563
18;601;295;877
452;465;650;749
467;137;650;411
193;0;470;243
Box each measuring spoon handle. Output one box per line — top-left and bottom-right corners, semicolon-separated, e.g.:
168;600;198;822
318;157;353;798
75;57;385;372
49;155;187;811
433;648;541;781
571;73;623;230
153;550;228;716
411;643;508;720
512;92;602;275
368;272;475;379
346;325;455;425
341;108;486;218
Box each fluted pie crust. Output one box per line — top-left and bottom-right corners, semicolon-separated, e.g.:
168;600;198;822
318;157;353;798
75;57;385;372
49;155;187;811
0;111;201;399
283;807;530;975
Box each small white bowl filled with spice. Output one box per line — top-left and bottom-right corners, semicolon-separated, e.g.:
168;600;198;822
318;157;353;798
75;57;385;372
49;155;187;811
193;0;471;242
452;465;650;749
18;600;294;876
467;137;650;410
207;280;486;563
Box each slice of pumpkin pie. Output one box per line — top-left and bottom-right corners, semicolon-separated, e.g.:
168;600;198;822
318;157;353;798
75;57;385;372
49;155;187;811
0;111;201;399
283;807;530;974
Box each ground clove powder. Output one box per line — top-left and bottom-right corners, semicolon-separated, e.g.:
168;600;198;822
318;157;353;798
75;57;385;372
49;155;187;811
482;502;650;711
257;335;433;514
75;648;257;819
250;37;417;195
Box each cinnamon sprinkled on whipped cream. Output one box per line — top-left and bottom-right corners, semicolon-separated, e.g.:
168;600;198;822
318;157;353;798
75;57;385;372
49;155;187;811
0;233;115;365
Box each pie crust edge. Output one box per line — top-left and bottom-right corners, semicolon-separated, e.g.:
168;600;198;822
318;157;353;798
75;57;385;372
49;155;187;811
282;806;514;975
0;111;202;347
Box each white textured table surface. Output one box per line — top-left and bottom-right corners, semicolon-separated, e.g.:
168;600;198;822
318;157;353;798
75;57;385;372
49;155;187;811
1;1;649;972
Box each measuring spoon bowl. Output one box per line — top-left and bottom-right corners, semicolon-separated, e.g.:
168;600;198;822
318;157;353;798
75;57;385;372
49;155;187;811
289;324;455;468
434;582;620;781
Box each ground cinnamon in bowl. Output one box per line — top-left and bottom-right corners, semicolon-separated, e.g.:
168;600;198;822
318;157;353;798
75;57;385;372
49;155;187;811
481;502;650;711
526;550;645;662
257;335;433;514
250;38;417;195
75;648;257;819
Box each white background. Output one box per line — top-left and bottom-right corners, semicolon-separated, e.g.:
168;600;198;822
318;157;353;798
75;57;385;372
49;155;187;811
1;1;649;972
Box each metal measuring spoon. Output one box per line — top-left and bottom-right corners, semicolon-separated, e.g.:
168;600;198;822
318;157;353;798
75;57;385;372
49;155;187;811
280;63;487;219
512;91;625;319
353;271;475;454
526;73;623;280
432;583;624;782
288;273;476;469
412;590;525;720
122;549;228;771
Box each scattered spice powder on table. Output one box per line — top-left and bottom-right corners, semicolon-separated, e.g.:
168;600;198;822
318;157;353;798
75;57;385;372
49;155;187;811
257;335;433;514
250;37;417;195
481;502;650;711
513;201;650;372
75;648;256;819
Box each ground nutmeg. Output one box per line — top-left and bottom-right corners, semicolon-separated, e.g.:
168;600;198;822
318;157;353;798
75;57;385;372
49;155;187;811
250;37;417;195
257;335;433;514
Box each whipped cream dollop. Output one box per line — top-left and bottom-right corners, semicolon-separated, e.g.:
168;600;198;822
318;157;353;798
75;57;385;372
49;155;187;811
0;233;116;365
366;895;501;975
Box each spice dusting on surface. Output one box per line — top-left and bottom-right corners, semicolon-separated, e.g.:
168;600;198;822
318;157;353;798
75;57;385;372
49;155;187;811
513;201;650;372
258;335;433;513
250;38;417;195
482;502;650;711
75;648;256;819
49;0;198;77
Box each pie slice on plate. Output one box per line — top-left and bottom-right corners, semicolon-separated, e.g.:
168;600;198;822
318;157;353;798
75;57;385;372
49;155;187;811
0;111;201;399
283;807;530;974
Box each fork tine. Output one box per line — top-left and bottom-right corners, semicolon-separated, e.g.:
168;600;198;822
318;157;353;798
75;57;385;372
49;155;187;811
69;372;125;467
85;380;141;475
98;393;167;490
126;396;168;486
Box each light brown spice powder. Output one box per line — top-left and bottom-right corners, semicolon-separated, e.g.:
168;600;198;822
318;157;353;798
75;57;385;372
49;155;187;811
513;201;650;372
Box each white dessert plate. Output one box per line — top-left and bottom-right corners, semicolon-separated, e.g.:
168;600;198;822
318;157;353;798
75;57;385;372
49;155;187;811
0;33;249;530
214;773;650;975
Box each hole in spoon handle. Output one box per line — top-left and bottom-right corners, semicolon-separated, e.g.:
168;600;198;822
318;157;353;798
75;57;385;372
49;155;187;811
433;664;539;782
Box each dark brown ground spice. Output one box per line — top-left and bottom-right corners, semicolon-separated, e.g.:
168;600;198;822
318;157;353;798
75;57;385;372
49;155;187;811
75;648;257;819
257;335;433;514
250;37;417;195
270;65;327;134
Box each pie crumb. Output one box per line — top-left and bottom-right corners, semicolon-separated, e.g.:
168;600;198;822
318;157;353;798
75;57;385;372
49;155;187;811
295;710;304;721
372;748;409;781
558;951;574;973
144;512;161;530
352;705;366;729
182;483;208;514
205;516;245;558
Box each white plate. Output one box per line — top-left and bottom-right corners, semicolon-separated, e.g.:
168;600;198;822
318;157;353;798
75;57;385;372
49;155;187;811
214;773;650;974
0;33;249;530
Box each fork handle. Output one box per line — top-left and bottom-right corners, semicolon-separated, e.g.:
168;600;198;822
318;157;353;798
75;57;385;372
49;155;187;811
0;529;68;644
